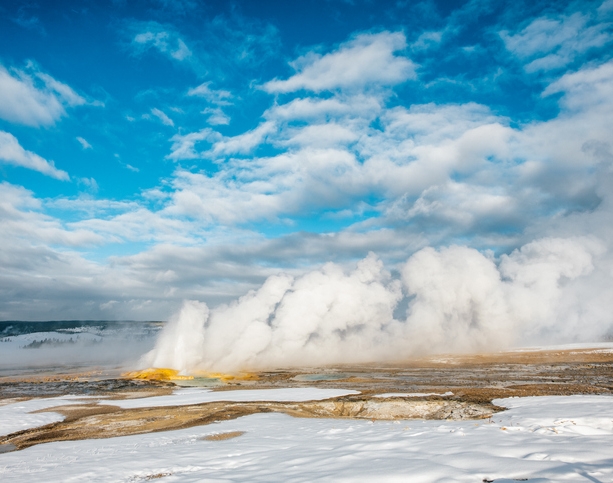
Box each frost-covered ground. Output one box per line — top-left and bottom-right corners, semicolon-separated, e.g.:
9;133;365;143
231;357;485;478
1;389;612;482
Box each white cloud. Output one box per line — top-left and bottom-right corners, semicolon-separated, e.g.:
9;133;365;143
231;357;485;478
71;208;200;245
543;59;613;112
168;122;277;160
264;31;416;93
208;121;276;157
164;94;516;228
151;108;175;126
0;131;69;180
187;82;233;105
0;182;100;247
36;71;85;106
599;0;613;14
133;25;192;61
501;12;612;72
379;102;499;145
281;123;359;148
3;24;613;328
202;107;230;125
76;136;92;149
265;94;383;122
167;128;219;160
160;54;613;248
187;82;233;125
388;181;517;228
0;63;85;127
411;30;443;50
78;177;99;193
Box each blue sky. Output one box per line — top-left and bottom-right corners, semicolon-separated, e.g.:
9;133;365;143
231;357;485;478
1;0;613;321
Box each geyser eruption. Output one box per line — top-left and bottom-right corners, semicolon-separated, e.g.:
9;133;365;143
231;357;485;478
140;236;611;373
143;300;208;374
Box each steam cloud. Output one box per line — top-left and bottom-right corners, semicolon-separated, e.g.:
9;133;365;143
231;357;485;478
141;235;612;373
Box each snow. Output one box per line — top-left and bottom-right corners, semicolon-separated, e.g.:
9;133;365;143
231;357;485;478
511;342;613;352
0;395;99;436
112;387;361;409
1;394;612;481
0;332;102;348
0;388;358;436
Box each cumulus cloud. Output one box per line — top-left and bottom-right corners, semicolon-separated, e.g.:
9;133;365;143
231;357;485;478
0;131;69;180
162;101;514;228
263;31;416;93
0;63;85;127
160;43;613;251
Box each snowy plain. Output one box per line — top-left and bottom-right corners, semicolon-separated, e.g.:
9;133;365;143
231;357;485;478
0;388;358;437
1;389;612;482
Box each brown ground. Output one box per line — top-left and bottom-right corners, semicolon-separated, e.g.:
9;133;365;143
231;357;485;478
202;431;246;441
0;347;611;453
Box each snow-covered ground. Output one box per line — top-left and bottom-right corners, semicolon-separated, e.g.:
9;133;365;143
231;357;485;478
0;388;358;437
0;395;100;436
510;342;613;352
112;387;360;409
1;390;612;482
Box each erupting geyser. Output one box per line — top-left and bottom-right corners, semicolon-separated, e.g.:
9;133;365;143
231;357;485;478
140;236;612;374
140;301;208;374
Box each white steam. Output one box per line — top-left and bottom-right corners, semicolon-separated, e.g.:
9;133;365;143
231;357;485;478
145;301;209;373
140;236;611;373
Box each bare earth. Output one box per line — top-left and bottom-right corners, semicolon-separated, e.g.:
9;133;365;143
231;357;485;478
1;347;612;452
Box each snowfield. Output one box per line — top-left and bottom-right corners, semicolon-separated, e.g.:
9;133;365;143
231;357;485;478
112;387;361;409
1;391;612;482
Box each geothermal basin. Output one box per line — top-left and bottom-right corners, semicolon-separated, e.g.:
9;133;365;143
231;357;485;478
1;344;612;452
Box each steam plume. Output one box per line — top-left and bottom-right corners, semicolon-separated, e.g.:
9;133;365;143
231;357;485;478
140;235;612;373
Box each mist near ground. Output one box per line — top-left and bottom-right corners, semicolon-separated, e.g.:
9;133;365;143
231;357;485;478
0;322;160;375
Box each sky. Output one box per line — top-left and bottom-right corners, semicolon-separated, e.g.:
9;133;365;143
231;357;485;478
1;0;612;324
